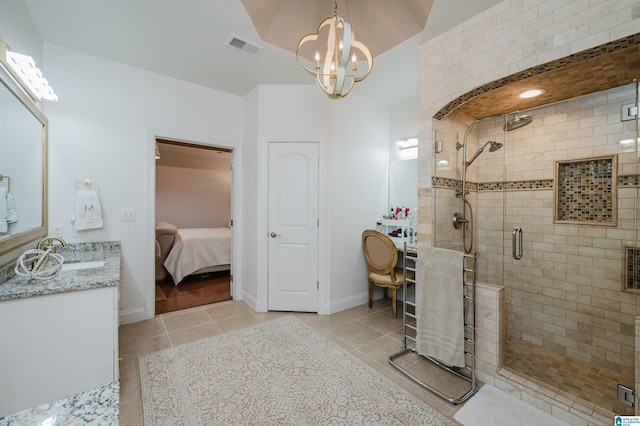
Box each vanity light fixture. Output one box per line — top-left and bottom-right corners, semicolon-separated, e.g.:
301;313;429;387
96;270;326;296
518;88;544;99
397;137;418;150
296;0;372;99
0;41;57;102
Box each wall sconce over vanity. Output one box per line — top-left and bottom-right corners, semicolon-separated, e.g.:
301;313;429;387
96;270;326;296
397;137;418;160
0;41;57;102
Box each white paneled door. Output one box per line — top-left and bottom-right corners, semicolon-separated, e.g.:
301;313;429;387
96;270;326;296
268;142;319;312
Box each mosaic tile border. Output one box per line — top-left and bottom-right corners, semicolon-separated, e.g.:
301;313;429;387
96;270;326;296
433;33;640;120
433;176;478;192
432;177;553;191
619;174;640;187
433;175;640;192
480;180;554;191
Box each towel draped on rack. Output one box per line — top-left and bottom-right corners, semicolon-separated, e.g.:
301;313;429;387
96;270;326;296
0;187;18;234
416;246;466;368
71;190;103;231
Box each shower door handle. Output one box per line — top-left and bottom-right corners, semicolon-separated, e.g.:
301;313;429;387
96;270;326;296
512;227;523;260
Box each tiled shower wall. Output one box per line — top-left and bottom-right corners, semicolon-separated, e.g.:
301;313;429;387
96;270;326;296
419;0;640;381
432;83;639;376
418;1;640;237
472;84;639;377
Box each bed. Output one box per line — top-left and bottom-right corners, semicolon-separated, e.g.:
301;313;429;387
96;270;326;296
156;222;231;285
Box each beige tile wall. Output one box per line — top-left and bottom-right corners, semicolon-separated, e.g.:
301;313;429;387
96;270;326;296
476;283;614;425
418;0;639;419
469;84;639;376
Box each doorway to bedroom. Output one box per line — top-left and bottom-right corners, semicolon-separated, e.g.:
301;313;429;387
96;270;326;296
154;139;233;314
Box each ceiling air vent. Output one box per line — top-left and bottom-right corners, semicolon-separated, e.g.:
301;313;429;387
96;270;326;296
225;34;263;57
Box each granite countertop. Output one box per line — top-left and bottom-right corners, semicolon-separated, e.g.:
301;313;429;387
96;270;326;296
0;241;120;302
0;382;119;426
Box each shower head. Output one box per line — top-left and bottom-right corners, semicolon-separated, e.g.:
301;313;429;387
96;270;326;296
466;140;503;167
488;141;503;152
504;113;533;131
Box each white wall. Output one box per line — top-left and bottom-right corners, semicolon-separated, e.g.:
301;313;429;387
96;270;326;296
242;88;259;305
0;0;42;68
328;96;390;310
249;85;329;311
248;85;389;313
156;160;231;229
389;98;418;163
42;44;244;323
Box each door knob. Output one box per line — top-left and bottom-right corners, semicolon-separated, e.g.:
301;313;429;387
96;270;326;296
270;232;281;238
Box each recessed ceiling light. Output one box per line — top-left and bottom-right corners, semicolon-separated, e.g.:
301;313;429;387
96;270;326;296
518;89;544;99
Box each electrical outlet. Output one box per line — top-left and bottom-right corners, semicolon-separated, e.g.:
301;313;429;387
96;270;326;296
120;208;136;221
53;225;63;237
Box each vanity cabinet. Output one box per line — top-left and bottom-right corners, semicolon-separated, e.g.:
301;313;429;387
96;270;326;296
0;241;121;418
0;285;119;417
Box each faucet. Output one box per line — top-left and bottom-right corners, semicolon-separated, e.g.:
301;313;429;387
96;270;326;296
37;236;67;254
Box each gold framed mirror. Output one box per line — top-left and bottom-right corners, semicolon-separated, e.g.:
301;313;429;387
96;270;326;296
0;59;48;256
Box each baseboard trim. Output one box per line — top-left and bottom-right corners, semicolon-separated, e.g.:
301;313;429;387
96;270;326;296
120;307;147;325
325;292;369;315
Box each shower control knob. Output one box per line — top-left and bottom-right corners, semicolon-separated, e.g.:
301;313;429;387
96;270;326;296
452;212;467;230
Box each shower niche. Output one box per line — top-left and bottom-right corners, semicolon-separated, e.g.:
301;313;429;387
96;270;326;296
554;155;617;226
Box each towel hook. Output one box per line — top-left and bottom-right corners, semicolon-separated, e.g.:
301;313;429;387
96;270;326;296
75;178;98;192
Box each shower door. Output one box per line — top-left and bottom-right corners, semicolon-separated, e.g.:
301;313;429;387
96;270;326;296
493;83;640;413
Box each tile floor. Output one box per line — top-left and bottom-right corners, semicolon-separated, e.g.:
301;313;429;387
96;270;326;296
504;337;635;416
118;298;469;425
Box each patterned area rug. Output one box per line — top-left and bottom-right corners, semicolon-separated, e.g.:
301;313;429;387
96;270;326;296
138;316;455;425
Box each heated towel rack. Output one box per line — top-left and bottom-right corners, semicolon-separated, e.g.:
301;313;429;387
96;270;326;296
389;246;478;404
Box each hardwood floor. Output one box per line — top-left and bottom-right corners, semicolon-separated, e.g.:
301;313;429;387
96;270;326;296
155;271;232;314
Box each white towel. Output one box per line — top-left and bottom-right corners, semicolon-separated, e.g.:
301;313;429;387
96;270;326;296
71;190;103;231
0;188;8;234
416;246;466;368
6;191;18;223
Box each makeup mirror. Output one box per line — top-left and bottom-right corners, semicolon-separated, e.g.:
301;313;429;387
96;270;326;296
389;158;417;213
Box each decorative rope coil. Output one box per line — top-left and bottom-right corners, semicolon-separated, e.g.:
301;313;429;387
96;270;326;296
14;248;64;281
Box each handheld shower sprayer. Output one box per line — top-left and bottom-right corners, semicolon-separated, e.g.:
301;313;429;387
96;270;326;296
453;113;533;253
465;140;503;167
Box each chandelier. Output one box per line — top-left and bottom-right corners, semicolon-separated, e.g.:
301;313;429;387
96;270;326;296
296;1;372;99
